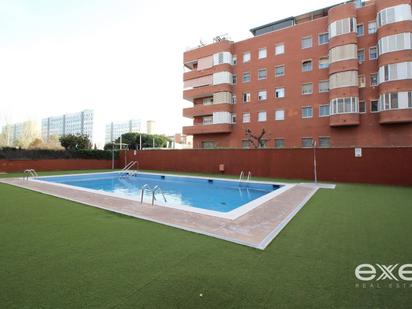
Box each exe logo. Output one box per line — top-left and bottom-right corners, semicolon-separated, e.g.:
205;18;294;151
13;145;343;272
355;264;412;281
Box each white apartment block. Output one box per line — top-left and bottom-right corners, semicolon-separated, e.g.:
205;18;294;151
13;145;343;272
105;119;141;143
41;110;94;141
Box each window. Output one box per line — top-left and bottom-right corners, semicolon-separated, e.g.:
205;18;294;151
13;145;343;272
258;48;267;59
258;68;267;80
319;80;329;93
242;140;250;149
242;113;251;123
302;83;313;95
378;32;412;55
319;33;329;45
232;74;237;84
302;60;312;72
319;57;329;69
201;141;215;149
319;137;330;148
369;46;378;60
301;36;312;49
232;55;237;65
329;71;358;89
377;4;412;28
275;139;285;148
358;75;366;88
371;100;379;112
368;21;377;34
409;91;412;108
203;97;213;105
319;104;330;117
258;111;267;122
243;92;251;103
275;43;285;55
357;24;364;36
302;106;313;118
358;49;365;62
259;140;268;149
275;88;285;98
359;101;366;113
203;116;213;125
329;17;357;38
243;52;251;63
330;97;359;114
379;62;412;83
275;110;285;121
275;65;285;77
232;95;237;104
379;92;400;110
302;138;313;148
231;113;237;124
258;90;267;101
370;73;378;86
329;44;357;63
242;72;251;83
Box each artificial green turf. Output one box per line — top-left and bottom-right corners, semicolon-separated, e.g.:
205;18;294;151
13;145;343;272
0;170;411;308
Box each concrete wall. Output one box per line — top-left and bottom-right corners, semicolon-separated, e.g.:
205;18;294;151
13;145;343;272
121;148;412;186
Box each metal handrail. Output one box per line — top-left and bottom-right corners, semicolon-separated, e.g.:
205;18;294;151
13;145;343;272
140;184;151;203
247;171;252;182
23;169;38;180
152;185;167;205
239;171;244;184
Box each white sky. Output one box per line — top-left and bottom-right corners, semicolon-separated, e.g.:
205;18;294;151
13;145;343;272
0;0;340;147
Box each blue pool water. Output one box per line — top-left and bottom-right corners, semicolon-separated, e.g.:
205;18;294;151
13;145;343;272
37;172;281;213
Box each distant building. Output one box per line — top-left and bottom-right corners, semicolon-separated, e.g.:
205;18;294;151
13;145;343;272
105;119;141;143
146;120;156;135
167;133;193;149
1;121;39;146
41;110;94;142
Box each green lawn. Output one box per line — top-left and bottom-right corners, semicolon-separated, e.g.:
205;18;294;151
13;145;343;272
1;170;411;308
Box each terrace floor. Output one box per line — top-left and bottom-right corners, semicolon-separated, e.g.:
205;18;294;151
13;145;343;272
0;175;331;249
1;170;411;308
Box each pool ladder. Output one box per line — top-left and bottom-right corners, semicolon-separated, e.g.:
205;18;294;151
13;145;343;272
120;161;139;177
239;171;252;186
23;169;38;180
140;184;167;205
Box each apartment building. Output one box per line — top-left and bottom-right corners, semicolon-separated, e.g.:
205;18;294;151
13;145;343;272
41;110;94;142
105;119;141;143
182;0;412;148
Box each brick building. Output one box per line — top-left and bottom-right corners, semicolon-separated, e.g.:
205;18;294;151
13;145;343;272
182;0;412;148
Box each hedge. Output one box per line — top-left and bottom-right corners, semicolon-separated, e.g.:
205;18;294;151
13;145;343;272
0;148;119;160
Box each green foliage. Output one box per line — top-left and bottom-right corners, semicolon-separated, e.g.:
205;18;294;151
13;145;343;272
104;133;170;150
0;148;117;160
59;134;92;150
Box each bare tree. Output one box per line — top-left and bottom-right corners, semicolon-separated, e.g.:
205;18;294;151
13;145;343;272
245;129;266;149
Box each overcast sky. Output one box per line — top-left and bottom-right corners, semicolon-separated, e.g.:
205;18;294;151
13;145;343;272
0;0;339;146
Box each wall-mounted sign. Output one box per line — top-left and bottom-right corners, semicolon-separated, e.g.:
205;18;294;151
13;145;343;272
355;148;362;158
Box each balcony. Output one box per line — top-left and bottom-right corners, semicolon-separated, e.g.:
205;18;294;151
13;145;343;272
183;103;233;118
183;123;232;135
183;84;233;100
330;113;360;126
184;63;232;81
379;109;412;124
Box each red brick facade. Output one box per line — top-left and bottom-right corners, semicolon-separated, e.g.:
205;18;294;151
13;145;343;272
183;0;412;149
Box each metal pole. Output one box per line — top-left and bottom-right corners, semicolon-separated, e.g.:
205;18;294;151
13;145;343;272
152;137;155;148
139;134;142;150
111;141;114;170
313;140;317;183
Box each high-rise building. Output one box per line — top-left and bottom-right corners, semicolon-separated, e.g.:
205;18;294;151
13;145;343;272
1;121;40;147
182;0;412;149
105;119;141;143
146;120;156;135
41;110;94;142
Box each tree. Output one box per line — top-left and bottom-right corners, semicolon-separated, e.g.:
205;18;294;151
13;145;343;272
28;138;44;149
245;129;266;149
59;134;92;150
103;133;170;150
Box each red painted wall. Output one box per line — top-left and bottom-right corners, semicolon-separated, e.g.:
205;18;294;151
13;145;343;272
0;159;114;173
121;148;412;186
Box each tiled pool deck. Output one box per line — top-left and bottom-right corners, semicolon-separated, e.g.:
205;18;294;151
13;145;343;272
0;177;334;250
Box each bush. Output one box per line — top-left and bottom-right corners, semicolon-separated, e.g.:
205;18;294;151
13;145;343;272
0;148;118;160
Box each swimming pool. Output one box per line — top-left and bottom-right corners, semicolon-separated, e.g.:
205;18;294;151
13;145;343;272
34;172;292;219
